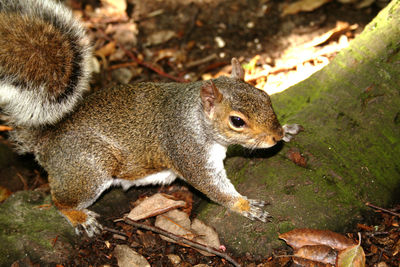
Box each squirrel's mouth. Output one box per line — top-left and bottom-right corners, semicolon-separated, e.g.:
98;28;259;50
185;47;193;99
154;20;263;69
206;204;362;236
241;135;280;150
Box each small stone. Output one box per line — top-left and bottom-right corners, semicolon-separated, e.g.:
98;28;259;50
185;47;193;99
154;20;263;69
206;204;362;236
167;254;182;265
111;68;133;84
247;21;255;28
113;245;150;267
214;36;226;48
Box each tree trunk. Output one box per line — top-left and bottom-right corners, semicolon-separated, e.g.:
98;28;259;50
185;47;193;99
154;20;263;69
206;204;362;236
199;0;400;255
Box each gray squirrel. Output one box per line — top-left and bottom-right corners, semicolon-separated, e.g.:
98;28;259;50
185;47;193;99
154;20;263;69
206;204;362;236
0;0;302;236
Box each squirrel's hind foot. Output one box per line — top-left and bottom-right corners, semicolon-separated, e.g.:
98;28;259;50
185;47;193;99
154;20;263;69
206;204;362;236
59;208;103;237
74;210;103;237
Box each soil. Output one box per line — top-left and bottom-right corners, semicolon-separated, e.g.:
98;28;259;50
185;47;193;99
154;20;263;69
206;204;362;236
1;0;397;266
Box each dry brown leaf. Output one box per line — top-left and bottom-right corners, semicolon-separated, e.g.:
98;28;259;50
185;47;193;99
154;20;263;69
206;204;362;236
112;23;138;48
279;228;356;251
127;193;186;221
307;21;358;47
0;186;12;203
155;209;192;243
95;41;116;58
145;30;177;46
294;245;337;265
337;233;366;267
287;149;307;167
155;209;221;256
293;257;334;267
191;218;221;256
100;0;127;15
281;0;332;17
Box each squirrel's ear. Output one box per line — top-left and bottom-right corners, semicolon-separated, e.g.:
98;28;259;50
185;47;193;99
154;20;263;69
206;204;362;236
201;81;223;118
231;58;245;81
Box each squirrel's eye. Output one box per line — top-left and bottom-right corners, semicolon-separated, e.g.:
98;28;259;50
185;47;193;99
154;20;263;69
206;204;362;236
229;116;246;128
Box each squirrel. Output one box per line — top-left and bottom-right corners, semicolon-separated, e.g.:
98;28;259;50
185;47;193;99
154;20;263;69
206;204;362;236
0;0;302;236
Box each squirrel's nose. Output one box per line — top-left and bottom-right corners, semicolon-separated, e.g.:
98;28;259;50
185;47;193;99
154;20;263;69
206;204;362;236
272;127;284;142
272;134;282;143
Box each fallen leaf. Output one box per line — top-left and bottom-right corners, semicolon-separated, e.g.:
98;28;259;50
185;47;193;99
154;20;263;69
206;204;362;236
287;149;307;167
112;23;138;48
155;209;192;243
337;233;366;267
95;41;116;58
127;193;186;221
279;228;356;251
357;223;374;231
155;209;221;256
355;0;375;9
100;0;127;15
0;186;12;202
191;218;221;256
293;257;334;267
294;245;337;264
281;0;332;17
145;30;177;46
307;21;358;47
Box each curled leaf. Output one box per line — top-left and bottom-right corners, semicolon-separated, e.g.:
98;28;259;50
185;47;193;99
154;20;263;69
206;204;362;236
295;245;337;265
293;257;334;267
279;228;356;250
337;233;366;267
127;193;186;221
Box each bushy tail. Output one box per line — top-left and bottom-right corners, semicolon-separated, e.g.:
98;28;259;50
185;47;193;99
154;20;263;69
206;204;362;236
0;0;92;127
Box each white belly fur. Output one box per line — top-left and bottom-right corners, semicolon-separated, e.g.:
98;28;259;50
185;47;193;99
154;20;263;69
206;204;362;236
111;170;177;190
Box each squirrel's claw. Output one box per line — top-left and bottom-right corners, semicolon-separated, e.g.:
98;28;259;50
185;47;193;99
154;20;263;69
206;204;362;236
242;199;271;222
74;210;103;237
282;124;303;142
232;197;271;222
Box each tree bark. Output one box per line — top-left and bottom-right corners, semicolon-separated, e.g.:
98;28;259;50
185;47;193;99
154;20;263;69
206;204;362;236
199;0;400;255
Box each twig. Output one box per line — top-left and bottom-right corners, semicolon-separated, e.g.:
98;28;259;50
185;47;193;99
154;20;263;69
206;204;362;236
186;53;218;69
0;125;12;131
122;47;187;83
97;28;187;82
51;235;59;248
108;62;138;70
123;217;241;267
13;167;29;190
181;4;200;46
366;202;400;218
103;226;129;237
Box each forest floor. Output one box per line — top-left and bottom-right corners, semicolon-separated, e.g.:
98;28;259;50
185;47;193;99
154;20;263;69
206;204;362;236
1;0;399;266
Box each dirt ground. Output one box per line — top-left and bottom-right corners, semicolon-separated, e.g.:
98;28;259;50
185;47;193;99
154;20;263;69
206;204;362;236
1;0;398;266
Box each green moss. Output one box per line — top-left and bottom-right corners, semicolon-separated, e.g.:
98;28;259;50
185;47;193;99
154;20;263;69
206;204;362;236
276;221;295;234
0;191;77;265
198;1;400;256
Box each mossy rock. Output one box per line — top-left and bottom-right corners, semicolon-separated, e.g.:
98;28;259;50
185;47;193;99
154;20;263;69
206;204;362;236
0;190;77;266
197;1;400;256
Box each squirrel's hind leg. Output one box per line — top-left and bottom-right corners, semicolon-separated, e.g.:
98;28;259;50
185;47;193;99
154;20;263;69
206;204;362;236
49;173;113;237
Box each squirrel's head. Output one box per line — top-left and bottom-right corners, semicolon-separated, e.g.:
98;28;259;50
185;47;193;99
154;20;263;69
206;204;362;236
200;58;284;149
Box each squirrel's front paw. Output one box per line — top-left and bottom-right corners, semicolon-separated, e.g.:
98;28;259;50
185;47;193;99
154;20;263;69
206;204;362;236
282;124;303;142
232;197;270;222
